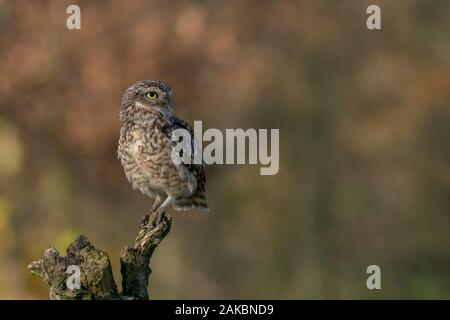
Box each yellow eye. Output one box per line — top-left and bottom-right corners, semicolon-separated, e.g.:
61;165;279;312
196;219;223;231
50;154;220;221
146;91;158;100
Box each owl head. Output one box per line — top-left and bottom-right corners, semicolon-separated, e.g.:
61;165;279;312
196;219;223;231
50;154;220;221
120;80;174;122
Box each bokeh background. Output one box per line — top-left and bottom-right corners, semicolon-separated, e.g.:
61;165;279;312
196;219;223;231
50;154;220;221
0;0;449;299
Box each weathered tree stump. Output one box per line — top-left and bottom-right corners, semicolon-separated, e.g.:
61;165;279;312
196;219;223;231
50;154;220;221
28;214;172;300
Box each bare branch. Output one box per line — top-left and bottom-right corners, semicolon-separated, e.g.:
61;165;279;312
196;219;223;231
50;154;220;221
120;214;172;299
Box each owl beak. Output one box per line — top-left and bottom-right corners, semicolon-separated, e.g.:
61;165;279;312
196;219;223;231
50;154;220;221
166;97;174;107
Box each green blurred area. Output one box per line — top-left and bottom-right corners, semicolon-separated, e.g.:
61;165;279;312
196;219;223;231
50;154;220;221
0;0;449;299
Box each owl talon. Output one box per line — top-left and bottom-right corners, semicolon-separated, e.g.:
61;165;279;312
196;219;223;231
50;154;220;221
154;210;165;226
140;214;150;227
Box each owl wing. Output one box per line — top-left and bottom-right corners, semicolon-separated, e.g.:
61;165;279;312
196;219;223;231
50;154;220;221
158;115;206;192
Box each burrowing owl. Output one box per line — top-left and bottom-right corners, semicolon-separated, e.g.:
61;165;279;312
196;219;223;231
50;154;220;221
118;80;208;225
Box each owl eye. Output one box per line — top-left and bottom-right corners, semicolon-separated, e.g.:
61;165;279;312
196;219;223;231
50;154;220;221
145;91;158;100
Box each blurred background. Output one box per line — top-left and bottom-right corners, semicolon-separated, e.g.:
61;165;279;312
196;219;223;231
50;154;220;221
0;0;449;299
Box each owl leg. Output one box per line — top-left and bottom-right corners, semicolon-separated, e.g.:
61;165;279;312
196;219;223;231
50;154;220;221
151;196;163;212
140;196;163;227
153;196;175;225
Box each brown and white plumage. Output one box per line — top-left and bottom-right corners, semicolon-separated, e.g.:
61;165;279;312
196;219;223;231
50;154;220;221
118;80;208;224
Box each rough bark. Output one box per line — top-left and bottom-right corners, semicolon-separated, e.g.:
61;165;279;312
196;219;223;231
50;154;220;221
28;213;172;300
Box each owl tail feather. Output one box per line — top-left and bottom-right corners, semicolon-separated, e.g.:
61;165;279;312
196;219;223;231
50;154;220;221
173;190;209;212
